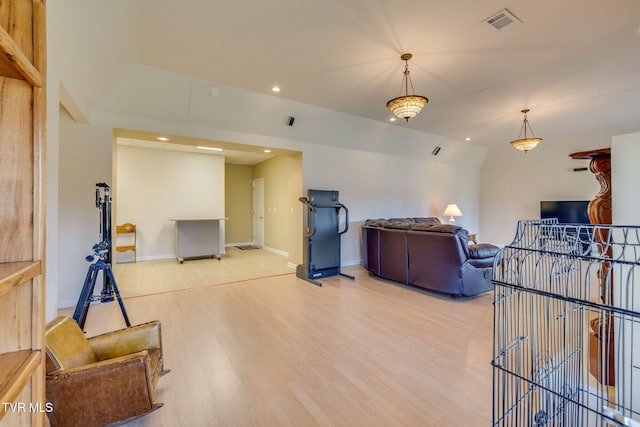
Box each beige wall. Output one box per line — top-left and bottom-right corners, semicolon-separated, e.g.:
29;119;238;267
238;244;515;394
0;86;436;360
225;155;303;264
225;164;254;244
287;153;303;265
253;155;302;257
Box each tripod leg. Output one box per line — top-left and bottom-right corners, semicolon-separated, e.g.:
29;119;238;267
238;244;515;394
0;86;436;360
73;263;99;330
101;268;114;302
105;264;131;327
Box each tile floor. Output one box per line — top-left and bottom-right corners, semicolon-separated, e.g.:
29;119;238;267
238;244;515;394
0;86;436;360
113;246;294;298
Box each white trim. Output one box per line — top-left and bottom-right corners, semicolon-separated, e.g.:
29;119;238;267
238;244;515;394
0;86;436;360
59;81;89;123
129;254;176;262
263;245;288;257
287;262;298;270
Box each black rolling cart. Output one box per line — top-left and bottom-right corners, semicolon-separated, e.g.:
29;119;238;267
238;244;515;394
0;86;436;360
296;189;354;286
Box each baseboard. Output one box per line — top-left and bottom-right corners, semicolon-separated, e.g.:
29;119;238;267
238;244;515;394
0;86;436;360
225;243;288;258
263;246;288;257
134;254;176;262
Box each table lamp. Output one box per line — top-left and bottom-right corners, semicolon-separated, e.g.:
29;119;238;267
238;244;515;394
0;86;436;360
443;204;463;224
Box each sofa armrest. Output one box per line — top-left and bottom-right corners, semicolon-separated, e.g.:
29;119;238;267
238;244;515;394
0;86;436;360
88;320;162;360
469;243;500;259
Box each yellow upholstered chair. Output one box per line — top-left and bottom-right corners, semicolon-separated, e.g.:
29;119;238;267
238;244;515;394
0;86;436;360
45;316;169;427
116;223;137;262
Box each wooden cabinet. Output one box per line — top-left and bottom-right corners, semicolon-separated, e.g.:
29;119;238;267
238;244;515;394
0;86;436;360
0;1;47;426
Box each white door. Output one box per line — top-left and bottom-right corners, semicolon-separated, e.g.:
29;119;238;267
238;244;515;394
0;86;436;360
252;178;264;247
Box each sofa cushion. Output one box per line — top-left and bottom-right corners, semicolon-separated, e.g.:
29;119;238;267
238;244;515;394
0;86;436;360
407;223;435;232
469;243;500;259
45;316;99;372
426;224;465;234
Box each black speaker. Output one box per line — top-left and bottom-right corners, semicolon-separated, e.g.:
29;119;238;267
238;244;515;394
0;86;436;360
287;116;295;126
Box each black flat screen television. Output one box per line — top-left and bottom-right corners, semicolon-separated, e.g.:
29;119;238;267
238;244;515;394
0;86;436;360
540;200;590;224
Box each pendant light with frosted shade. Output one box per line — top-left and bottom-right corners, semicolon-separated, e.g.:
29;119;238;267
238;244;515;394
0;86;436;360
510;109;543;152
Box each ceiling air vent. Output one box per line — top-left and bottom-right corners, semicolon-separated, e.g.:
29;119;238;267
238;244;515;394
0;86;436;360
485;8;522;31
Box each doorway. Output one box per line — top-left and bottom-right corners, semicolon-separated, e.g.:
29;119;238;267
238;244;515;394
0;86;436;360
252;178;264;247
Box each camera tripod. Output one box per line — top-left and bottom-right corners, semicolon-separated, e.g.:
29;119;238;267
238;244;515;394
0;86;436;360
73;242;130;330
72;183;131;330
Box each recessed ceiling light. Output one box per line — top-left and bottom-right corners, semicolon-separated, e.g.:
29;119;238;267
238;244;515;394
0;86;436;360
157;136;170;141
197;146;223;151
272;86;280;93
389;117;396;122
264;149;272;153
465;137;471;141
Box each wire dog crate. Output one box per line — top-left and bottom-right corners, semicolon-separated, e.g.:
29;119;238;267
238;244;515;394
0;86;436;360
492;219;640;426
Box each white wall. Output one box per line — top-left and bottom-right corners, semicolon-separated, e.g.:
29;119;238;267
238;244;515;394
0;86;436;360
47;0;138;319
48;0;137;113
480;128;613;245
301;143;481;265
612;132;640;226
57;109;114;308
611;132;640;413
116;146;225;261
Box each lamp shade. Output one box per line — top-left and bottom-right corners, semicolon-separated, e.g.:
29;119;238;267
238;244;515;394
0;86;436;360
387;95;428;121
511;109;543;153
511;137;542;152
443;204;463;224
443;204;463;217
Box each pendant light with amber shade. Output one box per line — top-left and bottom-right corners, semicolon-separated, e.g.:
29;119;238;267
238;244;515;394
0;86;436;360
386;53;428;122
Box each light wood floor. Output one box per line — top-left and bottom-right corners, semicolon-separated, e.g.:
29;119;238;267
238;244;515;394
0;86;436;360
61;265;495;427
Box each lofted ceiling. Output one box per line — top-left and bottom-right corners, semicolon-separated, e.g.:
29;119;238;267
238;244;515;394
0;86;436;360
134;0;640;149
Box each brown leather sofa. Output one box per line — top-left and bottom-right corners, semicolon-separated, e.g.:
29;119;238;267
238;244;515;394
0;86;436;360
362;217;499;296
45;316;168;427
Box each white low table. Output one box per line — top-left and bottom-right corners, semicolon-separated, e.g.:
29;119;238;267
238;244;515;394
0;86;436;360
169;217;228;263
